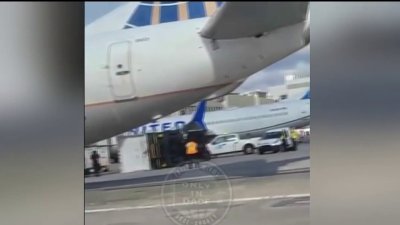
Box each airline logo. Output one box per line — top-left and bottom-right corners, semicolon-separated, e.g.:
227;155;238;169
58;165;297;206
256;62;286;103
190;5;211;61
124;1;223;29
129;120;187;136
127;100;206;136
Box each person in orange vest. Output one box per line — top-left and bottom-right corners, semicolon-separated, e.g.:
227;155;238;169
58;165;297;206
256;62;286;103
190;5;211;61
185;139;200;169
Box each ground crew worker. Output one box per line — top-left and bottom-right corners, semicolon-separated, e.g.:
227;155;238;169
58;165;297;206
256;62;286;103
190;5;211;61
280;131;288;151
90;150;101;177
290;128;299;149
290;129;300;142
185;139;200;169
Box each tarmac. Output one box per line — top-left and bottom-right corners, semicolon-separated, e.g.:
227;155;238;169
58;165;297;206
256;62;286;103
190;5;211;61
85;143;310;225
85;143;310;190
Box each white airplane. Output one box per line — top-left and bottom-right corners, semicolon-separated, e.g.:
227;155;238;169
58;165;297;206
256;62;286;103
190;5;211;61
125;90;310;138
85;2;310;145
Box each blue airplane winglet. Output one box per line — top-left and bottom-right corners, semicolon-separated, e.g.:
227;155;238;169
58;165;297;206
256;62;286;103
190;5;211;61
191;100;207;130
301;90;310;100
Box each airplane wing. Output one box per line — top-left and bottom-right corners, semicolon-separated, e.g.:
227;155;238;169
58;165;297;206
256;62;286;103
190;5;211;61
201;2;309;40
205;80;244;100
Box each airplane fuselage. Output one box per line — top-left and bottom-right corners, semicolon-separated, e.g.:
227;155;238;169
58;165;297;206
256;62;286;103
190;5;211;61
124;99;310;138
85;17;308;144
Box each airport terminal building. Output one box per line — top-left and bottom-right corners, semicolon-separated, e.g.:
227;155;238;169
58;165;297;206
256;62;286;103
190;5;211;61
268;71;310;101
171;91;276;116
171;71;310;116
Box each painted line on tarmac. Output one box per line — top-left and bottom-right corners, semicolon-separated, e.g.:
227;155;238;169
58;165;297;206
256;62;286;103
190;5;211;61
86;168;310;191
84;193;310;214
91;175;226;191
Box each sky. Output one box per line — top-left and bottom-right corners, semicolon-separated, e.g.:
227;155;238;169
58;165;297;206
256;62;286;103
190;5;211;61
85;2;310;93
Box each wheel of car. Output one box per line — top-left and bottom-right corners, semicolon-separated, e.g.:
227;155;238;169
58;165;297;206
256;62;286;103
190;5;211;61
258;149;264;155
279;145;285;152
243;144;255;154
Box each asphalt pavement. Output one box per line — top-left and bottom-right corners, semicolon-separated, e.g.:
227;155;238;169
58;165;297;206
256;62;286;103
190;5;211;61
86;194;309;225
85;143;310;190
85;143;310;225
85;172;310;225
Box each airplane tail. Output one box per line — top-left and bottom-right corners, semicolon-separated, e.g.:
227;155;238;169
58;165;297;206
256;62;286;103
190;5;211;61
301;90;310;100
184;100;208;132
192;100;207;129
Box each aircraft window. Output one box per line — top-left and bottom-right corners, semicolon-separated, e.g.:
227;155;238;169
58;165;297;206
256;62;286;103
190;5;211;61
207;112;288;125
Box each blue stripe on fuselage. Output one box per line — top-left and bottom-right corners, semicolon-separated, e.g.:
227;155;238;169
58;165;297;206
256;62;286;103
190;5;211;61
127;4;152;26
188;2;206;19
160;4;178;23
124;1;224;28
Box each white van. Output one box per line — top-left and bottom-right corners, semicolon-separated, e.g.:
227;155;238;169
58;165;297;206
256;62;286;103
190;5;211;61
256;127;297;154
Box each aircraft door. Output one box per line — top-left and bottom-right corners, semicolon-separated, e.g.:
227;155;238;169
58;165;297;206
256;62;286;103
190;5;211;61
108;41;136;101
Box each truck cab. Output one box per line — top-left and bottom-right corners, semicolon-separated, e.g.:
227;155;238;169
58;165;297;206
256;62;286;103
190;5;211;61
207;134;259;155
257;127;297;154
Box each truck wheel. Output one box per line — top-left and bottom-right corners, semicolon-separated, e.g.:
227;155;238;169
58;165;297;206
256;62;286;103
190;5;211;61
243;144;255;154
